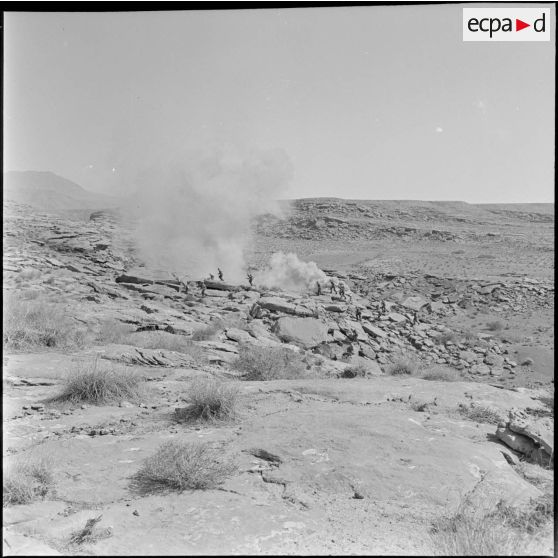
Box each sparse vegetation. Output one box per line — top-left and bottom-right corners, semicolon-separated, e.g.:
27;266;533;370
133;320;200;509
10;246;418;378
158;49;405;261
233;344;307;380
191;320;223;341
435;332;457;345
385;357;417;376
131;440;236;493
420;366;461;382
430;494;554;555
457;403;503;424
52;359;144;405
174;377;240;422
340;363;368;378
3;296;87;351
95;319;134;344
486;320;505;332
3;456;55;506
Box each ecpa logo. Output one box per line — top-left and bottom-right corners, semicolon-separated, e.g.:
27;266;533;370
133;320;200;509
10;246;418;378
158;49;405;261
463;8;551;41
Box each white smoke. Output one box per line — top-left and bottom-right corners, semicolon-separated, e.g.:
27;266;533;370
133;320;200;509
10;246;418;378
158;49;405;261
125;149;293;281
255;252;326;292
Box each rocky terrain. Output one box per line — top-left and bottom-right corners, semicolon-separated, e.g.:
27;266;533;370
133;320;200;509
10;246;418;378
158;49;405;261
2;195;554;555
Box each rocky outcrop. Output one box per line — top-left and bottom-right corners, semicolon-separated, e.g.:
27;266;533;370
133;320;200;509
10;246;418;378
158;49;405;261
273;317;330;349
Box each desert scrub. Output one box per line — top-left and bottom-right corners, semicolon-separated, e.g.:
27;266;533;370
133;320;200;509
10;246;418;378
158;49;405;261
385;357;418;376
340;363;368;378
174;377;240;422
191;318;226;341
457;403;503;424
3;456;55;506
95;319;135;344
131;440;236;493
52;359;144;405
430;494;553;555
3;296;86;351
486;320;505;332
420;366;461;382
233;344;307;380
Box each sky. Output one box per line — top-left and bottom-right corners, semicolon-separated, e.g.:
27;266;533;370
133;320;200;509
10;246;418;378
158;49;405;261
3;4;555;203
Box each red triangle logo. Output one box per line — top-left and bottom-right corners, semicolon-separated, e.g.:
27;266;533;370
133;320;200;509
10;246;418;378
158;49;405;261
516;19;530;31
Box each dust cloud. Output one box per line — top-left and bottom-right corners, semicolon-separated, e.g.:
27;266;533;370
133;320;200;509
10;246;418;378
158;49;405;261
125;149;293;281
255;252;326;293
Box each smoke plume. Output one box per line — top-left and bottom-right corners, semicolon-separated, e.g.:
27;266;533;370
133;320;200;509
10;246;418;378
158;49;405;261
125;149;293;281
255;252;326;293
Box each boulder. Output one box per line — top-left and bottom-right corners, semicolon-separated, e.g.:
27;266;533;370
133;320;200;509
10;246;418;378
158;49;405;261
204;280;240;292
226;328;254;344
401;296;430;312
273;317;329;349
362;323;388;338
258;296;297;315
387;312;407;323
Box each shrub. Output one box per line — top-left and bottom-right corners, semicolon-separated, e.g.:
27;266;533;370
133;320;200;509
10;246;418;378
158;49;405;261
457;403;502;424
340;363;368;378
52;359;143;405
421;366;461;382
191;321;223;341
95;319;134;344
486;320;505;332
385;357;417;376
3;456;54;506
3;297;86;351
430;494;553;555
435;332;457;345
233;344;307;381
131;440;236;493
174;377;239;422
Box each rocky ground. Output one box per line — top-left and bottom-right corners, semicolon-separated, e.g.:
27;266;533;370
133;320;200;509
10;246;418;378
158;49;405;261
2;199;554;555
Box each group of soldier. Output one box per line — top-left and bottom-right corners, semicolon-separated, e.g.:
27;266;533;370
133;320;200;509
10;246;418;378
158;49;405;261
314;278;362;322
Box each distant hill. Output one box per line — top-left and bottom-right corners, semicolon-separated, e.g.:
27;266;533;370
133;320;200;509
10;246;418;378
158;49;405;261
3;171;121;211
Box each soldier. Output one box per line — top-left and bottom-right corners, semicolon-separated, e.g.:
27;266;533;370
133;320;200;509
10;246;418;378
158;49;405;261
339;283;346;300
199;281;206;298
355;307;362;321
218;268;224;281
330;279;337;294
247;272;254;287
316;281;322;296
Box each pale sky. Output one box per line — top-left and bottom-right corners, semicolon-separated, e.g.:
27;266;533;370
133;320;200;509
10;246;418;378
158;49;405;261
3;5;555;203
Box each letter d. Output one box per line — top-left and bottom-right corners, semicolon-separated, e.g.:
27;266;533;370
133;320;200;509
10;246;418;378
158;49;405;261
534;13;546;32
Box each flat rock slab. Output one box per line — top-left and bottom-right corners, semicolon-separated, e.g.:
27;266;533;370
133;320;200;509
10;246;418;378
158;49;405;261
272;317;329;348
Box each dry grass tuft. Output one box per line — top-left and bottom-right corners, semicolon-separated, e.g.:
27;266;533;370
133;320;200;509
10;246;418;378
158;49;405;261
3;456;55;507
340;363;368;378
420;366;461;382
174;377;240;422
52;359;144;405
486;320;505;332
3;297;86;351
457;403;503;424
131;440;236;493
191;320;223;341
430;494;554;555
385;357;418;376
233;344;307;381
95;319;135;344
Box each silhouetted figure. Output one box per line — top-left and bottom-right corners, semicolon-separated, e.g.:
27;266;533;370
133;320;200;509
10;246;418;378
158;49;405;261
339;283;346;299
218;268;224;281
355;307;362;321
316;281;322;296
330;280;337;294
247;273;254;287
198;281;206;298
